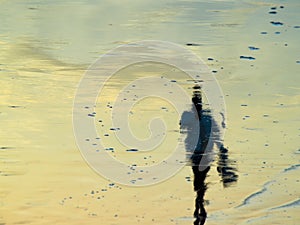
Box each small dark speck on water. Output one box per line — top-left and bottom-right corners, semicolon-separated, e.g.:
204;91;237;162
270;7;277;10
170;80;177;82
186;43;202;46
296;61;300;64
241;104;248;107
270;21;284;26
248;46;260;50
207;57;214;61
240;56;256;60
269;11;277;14
275;31;281;34
260;31;268;34
88;113;95;117
0;146;13;150
294;26;300;29
280;5;284;9
126;149;139;152
185;176;191;182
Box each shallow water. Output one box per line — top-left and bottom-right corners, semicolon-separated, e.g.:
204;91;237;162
0;0;299;224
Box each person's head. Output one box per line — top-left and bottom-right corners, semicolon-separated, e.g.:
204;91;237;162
192;85;202;112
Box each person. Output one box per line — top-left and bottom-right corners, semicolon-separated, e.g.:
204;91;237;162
180;85;238;225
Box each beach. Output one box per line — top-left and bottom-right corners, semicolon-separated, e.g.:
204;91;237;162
0;0;299;224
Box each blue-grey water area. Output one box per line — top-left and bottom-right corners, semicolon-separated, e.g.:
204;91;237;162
0;0;299;224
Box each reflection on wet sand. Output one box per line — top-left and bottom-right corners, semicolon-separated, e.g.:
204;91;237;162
181;85;238;224
192;166;209;225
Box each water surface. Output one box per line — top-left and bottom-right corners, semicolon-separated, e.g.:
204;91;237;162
0;0;299;224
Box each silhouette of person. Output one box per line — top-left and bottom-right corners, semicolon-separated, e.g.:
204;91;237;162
180;85;238;225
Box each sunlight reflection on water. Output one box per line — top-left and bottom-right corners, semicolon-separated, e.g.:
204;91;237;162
0;0;299;224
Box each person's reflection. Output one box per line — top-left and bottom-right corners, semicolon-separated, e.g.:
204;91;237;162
180;85;238;225
192;165;209;225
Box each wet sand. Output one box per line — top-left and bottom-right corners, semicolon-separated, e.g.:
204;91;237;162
1;0;299;224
